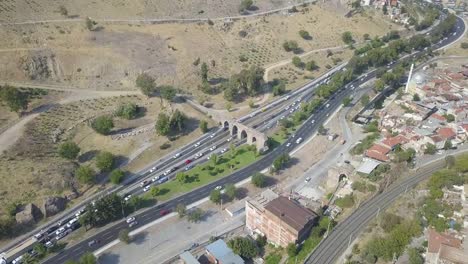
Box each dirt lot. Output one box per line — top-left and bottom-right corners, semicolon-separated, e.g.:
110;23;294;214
0;3;396;111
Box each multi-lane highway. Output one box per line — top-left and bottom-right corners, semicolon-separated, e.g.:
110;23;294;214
304;15;466;264
2;9;464;264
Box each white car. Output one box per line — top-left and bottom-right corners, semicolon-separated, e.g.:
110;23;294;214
173;153;181;159
149;166;157;173
326;104;330;108
305;177;311;182
215;185;223;191
210;133;216;138
129;221;138;228
311;120;315;124
143;185;151;192
152;176;160;182
55;227;66;236
163;169;171;176
193;142;201;147
286;143;291;147
126;217;136;224
45;241;54;248
220;148;228;154
124;194;132;201
209;145;217;151
12;256;23;264
296;137;303;144
227;136;233;142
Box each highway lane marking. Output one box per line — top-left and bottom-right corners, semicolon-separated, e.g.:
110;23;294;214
72;246;83;252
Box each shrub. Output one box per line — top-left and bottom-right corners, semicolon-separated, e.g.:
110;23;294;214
335;194;355;208
110;169;125;184
160;142;171;149
115;103;138;119
95;151;115;172
119;229;131;244
58;141;80;160
251;172;267;187
75;165;95;184
299;30;311;39
461;42;468;49
292;56;303;68
91;116;114;135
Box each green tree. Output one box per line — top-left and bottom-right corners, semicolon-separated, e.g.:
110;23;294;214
0;86;29;113
199;120;208;133
156;112;171;136
119;229;131;244
136;73;155;96
210;189;222;204
211;153;219;166
169;109;187;133
351;0;361;9
228;237;259;258
160;85;177;102
115;103;138;120
91;116;114;135
239;0;253;12
80;252;97;264
272;80;286;96
58;141;80;160
444;114;455;122
299;30;311;39
201;62;208;82
292;56;303;68
95;151;115;172
342;96;352;107
58;5;68;17
33;242;47;258
176;203;186;218
150;186;160;197
75;165;95;184
363;33;370;40
342;31;354;45
176;172;189;183
128;195;143;210
305;60;318;71
85;17;96;31
251;172;267;187
287;243;298;257
413;93;421;101
188;208;204;223
283;41;299;53
375;79;385;92
408;248;424;264
361;94;370;106
109;169;125;184
225;183;237;201
444;140;452;150
424;143;437;155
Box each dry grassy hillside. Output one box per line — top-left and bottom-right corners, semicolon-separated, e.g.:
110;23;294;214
0;0;306;22
0;4;398;102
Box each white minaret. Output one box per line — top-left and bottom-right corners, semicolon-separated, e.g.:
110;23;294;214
405;63;414;93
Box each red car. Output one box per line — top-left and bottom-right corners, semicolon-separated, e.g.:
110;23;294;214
160;209;171;216
185;159;192;165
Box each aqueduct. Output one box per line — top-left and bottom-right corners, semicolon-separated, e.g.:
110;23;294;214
221;119;267;151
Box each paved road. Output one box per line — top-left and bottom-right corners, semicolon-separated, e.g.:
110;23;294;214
304;15;466;264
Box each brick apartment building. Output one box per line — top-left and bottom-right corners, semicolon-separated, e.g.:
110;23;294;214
245;190;318;247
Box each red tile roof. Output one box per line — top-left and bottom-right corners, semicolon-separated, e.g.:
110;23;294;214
381;135;409;149
433;79;449;84
437;127;456;140
428;228;462;253
430;135;444;143
461;124;468;132
365;150;389;162
448;73;464;80
368;144;391;155
430;113;446;122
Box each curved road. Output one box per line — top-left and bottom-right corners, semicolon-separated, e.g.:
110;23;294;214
305;15;466;264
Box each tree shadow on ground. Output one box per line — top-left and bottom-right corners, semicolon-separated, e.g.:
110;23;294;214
98;252;121;264
78;150;99;163
264;176;278;187
114;155;130;167
132;231;148;245
200;209;216;222
235;187;249;199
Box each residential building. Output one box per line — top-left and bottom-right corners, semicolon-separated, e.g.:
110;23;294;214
205;239;244;264
246;192;318;247
425;228;467;264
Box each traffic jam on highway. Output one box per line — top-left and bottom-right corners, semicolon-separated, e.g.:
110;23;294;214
3;12;464;264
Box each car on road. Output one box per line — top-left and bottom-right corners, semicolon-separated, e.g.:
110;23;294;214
129;221;138;228
152;175;160;182
185;164;194;171
143;185;151;192
75;209;86;218
158;177;168;184
185;159;192;165
124;194;132;202
140;180;149;187
326;103;330;108
33;230;45;240
209;145;217;151
215;185;223;191
66;218;79;229
55;227;66;236
126;217;136;224
220;148;227;154
160;209;171;216
88;239;100;247
286;142;291;147
55;229;71;241
305;177;311;182
194;152;204;159
149;166;158;173
173;153;181;159
311;120;315;124
12;255;23;264
210;133;216;138
296;137;303;144
45;241;54;248
193;142;201;147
